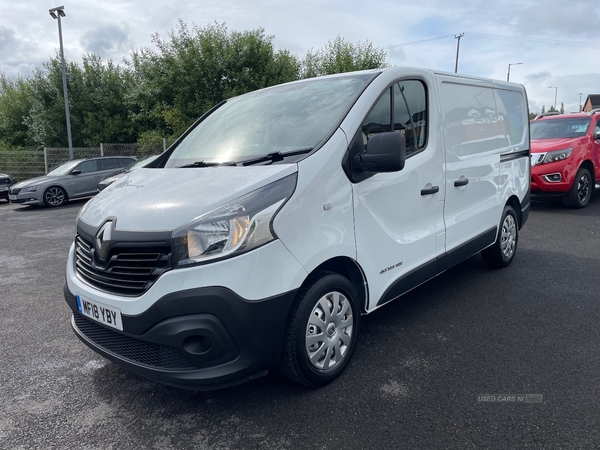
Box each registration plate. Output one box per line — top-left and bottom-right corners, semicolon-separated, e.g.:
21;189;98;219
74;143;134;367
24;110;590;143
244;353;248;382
9;195;16;200
76;294;123;331
0;186;7;191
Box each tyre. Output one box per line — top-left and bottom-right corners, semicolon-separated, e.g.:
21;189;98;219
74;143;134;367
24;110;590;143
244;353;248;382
43;186;67;207
562;167;593;209
481;204;518;269
279;272;360;388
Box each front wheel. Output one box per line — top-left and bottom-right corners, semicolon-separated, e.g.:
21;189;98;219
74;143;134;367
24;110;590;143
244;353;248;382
562;167;593;209
43;186;67;207
278;272;360;388
481;205;519;268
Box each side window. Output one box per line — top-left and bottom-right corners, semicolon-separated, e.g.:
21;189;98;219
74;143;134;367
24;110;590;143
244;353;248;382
99;158;121;170
76;160;98;174
361;89;391;145
393;80;428;156
360;80;428;158
494;89;526;146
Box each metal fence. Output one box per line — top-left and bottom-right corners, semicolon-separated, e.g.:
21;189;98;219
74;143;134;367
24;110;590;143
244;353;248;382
0;141;172;182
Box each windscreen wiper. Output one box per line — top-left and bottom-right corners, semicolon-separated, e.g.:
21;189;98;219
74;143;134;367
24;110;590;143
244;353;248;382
177;160;237;168
241;148;313;166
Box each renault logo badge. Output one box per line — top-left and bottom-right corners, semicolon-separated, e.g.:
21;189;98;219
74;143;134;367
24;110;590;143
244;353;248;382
96;221;113;260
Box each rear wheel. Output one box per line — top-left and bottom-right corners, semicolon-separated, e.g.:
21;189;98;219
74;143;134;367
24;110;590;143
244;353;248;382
278;272;360;388
481;205;518;268
43;186;67;207
562;167;592;208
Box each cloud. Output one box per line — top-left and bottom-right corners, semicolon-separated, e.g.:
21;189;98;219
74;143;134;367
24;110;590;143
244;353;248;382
80;24;132;58
526;72;552;83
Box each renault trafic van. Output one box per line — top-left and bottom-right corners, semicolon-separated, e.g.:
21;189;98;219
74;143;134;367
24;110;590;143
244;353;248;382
64;68;530;390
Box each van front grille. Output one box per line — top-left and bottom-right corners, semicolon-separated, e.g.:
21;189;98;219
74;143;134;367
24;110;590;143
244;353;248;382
75;235;172;296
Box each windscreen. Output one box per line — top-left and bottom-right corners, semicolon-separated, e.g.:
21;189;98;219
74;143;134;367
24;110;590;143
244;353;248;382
165;73;376;167
531;118;591;139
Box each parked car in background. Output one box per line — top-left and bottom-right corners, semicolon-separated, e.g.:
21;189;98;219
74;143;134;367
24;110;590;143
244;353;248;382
97;154;161;192
0;172;16;202
530;109;600;208
9;156;136;207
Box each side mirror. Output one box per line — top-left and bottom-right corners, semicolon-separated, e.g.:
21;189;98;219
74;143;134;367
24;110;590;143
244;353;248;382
353;132;406;172
595;130;600;140
71;170;81;175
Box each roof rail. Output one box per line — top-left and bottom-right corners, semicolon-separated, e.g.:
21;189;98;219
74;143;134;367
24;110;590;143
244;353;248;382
534;112;561;120
587;108;600;115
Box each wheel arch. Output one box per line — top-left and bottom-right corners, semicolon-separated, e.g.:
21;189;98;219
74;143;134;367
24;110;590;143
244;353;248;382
304;257;369;314
505;195;522;229
579;160;596;184
44;184;70;198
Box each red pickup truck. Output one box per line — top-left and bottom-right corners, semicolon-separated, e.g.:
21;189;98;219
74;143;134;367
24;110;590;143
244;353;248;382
530;110;600;208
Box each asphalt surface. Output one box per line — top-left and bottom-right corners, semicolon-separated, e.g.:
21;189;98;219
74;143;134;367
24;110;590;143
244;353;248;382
1;193;599;450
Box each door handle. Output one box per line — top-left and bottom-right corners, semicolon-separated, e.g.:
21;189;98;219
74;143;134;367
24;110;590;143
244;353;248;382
454;178;469;187
421;186;440;196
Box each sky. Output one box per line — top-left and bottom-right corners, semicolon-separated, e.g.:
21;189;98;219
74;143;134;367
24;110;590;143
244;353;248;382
1;0;600;114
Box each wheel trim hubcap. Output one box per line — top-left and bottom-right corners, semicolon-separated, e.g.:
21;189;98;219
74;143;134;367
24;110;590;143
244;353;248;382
577;175;590;203
500;215;516;259
305;291;354;372
46;188;64;206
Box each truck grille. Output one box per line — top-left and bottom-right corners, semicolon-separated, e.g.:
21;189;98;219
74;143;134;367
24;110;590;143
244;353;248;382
75;235;172;296
73;313;195;369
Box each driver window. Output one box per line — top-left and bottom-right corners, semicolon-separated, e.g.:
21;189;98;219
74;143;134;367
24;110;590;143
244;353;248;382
393;80;427;156
361;89;391;146
76;161;98;174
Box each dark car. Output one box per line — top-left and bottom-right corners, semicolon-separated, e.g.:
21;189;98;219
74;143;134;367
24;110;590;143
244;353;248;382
0;172;16;201
9;156;136;207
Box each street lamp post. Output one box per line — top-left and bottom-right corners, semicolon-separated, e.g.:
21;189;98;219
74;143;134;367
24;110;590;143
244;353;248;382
579;93;583;112
49;5;74;161
506;62;523;82
548;86;558;110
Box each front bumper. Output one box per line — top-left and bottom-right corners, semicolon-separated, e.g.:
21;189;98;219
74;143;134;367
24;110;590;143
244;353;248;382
64;284;297;390
530;160;576;194
9;191;43;205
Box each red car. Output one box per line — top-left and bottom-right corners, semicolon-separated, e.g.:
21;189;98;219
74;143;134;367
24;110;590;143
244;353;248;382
530;110;600;208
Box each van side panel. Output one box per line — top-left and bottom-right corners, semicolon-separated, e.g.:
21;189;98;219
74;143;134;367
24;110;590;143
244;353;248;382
439;78;503;256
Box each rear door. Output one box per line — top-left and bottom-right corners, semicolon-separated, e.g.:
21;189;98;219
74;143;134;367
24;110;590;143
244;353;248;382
353;78;445;310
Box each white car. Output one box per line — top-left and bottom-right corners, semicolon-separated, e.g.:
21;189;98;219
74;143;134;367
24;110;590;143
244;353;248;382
64;68;530;390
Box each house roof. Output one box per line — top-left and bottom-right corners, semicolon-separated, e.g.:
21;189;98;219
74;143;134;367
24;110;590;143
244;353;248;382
586;94;600;108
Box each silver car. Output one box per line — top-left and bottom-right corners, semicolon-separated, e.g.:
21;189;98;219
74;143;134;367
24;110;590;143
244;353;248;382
9;156;135;207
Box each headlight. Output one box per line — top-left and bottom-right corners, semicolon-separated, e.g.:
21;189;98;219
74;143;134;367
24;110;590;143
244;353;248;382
541;148;572;164
21;185;39;193
172;173;297;267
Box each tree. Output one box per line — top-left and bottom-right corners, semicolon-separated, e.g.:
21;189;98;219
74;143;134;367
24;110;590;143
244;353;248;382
127;21;301;140
300;36;388;78
25;54;137;147
560;102;564;114
541;105;546;114
0;75;35;147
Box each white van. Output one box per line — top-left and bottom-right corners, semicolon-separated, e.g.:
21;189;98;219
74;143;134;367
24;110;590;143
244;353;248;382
64;68;530;390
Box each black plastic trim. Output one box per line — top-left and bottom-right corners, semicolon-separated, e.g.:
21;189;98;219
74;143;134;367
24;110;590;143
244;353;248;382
446;227;497;270
376;226;497;307
500;149;530;162
64;284;297;390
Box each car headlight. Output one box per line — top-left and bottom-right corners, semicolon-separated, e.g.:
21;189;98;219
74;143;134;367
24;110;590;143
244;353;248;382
541;148;572;164
21;185;39;193
172;173;297;267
